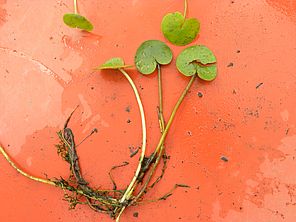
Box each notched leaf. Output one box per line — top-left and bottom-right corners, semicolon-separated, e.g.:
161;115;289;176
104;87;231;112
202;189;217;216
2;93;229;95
176;45;217;81
135;40;173;75
63;13;94;32
96;57;133;70
161;12;200;46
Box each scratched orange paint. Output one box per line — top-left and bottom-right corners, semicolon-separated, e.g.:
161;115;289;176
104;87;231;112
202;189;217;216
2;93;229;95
0;0;296;221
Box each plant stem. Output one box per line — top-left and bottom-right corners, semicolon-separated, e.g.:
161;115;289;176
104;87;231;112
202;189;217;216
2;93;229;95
130;64;167;206
157;64;165;132
154;74;196;154
0;146;55;186
184;0;188;18
74;0;78;14
133;75;196;202
115;69;147;221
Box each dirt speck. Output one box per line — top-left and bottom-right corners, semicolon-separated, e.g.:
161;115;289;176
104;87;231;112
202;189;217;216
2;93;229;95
125;106;130;112
227;62;234;67
256;82;264;89
129;146;140;158
221;156;229;162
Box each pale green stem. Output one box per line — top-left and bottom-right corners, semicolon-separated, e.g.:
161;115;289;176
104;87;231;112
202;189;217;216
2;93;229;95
184;0;188;18
134;65;166;202
115;69;147;222
74;0;78;14
0;145;121;204
0;146;55;186
138;64;166;192
158;64;165;132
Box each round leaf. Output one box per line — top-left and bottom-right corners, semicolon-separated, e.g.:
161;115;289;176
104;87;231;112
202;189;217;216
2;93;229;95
176;45;217;81
161;12;200;46
97;57;133;70
135;40;173;75
63;13;93;32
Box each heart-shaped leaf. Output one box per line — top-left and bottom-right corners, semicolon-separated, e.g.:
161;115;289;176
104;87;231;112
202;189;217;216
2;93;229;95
161;12;200;46
63;13;93;32
135;40;173;75
176;45;217;81
96;57;133;70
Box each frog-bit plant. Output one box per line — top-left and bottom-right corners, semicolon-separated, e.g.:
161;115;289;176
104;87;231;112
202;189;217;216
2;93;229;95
114;42;217;221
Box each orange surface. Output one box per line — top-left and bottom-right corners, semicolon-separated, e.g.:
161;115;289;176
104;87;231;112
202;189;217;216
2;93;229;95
1;0;296;221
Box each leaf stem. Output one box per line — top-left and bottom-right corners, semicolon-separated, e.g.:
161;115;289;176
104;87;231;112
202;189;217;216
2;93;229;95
157;64;165;132
154;74;196;154
115;69;147;221
0;146;56;186
184;0;188;18
133;64;168;198
74;0;78;14
133;75;196;202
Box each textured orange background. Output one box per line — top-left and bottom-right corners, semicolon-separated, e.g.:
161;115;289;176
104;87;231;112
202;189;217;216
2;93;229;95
0;0;296;221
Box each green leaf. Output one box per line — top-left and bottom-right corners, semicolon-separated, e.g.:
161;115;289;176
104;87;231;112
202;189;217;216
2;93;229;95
96;57;133;70
135;40;173;75
176;45;217;81
63;13;93;32
161;12;200;46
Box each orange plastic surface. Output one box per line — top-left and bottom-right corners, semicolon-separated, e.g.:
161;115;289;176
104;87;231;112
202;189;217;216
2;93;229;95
0;0;296;221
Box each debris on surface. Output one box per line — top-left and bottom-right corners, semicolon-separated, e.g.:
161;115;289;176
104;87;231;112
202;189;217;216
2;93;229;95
197;92;203;98
227;62;234;67
256;82;264;89
220;156;229;162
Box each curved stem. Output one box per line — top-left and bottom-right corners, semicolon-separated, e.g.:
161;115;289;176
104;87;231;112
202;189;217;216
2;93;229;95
115;69;147;221
184;0;188;18
122;65;168;212
0;146;55;186
0;145;121;206
74;0;78;14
